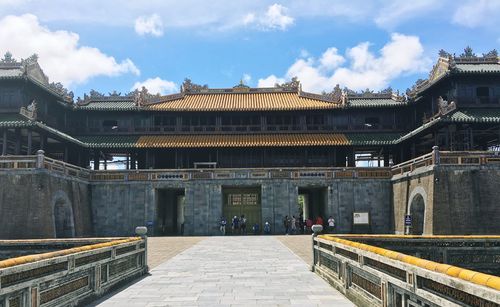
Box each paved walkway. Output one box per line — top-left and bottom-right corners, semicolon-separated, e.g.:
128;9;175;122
92;236;353;306
147;237;205;269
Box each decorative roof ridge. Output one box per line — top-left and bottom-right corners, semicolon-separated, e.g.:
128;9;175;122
298;91;338;104
144;92;185;105
183;87;298;94
347;92;405;101
406;47;500;98
77;90;135;106
342;86;406;103
180;77;301;94
0;52;23;69
1;53;74;102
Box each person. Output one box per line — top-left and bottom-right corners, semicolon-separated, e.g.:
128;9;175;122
252;223;259;235
240;214;247;235
299;212;304;234
305;218;313;233
283;215;290;235
232;215;239;235
327;216;335;233
315;216;324;227
219;216;227;235
264;221;271;234
291;215;297;234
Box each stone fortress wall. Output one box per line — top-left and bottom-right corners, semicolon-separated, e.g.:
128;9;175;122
0;169;92;239
89;178;391;237
2;151;500;238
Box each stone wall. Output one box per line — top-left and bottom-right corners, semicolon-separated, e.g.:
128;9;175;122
0;169;92;239
392;166;435;235
90;178;392;236
433;165;500;234
392;164;500;235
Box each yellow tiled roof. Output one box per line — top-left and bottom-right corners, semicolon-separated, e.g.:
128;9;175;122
136;133;350;148
146;92;340;111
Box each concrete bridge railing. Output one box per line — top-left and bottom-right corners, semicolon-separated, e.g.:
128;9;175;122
0;237;147;307
313;235;500;307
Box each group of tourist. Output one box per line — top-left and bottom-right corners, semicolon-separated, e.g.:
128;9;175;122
219;214;336;235
283;214;336;235
219;215;272;235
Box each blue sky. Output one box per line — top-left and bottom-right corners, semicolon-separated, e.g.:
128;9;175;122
1;0;499;99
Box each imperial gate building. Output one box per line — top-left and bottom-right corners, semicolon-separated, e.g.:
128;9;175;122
1;49;500;238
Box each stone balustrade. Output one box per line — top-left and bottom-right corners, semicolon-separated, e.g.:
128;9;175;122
3;149;500;183
313;235;500;307
0;237;147;307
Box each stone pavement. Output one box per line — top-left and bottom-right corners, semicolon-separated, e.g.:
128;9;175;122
147;237;205;269
91;236;353;307
276;235;313;265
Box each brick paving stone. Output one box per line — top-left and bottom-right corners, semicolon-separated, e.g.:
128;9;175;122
91;236;354;306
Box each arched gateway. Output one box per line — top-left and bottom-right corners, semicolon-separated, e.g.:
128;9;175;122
52;191;75;238
407;187;427;235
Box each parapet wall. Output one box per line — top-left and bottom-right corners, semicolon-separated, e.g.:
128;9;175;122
313;235;500;307
0;237;147;307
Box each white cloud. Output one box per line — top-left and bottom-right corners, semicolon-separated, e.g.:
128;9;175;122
452;0;500;28
374;1;441;29
242;73;252;84
0;1;476;33
257;74;285;87
134;14;164;37
0;14;139;86
319;47;345;71
258;33;430;92
244;3;294;31
131;77;177;95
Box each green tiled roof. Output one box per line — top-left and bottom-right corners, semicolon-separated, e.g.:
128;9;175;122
346;133;401;145
77;135;140;148
76;100;137;111
0;114;34;127
397;118;442;143
446;109;500;123
348;98;407;108
34;122;86;146
454;63;500;74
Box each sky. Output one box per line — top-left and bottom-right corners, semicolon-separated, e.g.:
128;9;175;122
0;0;499;99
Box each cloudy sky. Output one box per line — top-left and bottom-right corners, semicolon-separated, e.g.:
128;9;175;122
0;0;499;98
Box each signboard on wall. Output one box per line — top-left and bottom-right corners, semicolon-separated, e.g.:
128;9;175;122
405;215;412;226
353;212;370;225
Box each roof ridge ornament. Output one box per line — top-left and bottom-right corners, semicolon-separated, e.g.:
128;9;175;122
1;51;23;69
232;79;250;92
275;77;300;91
181;78;208;93
1;52;15;64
